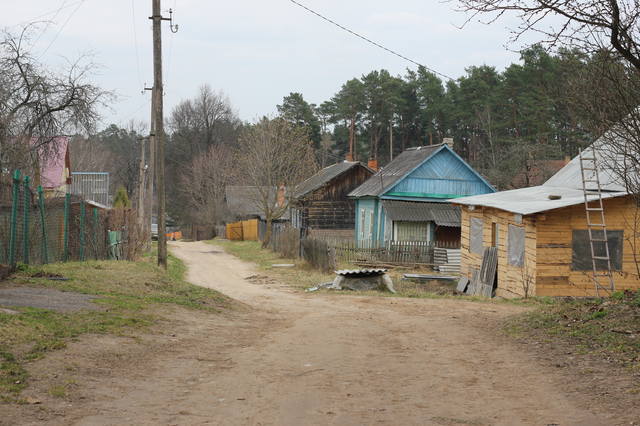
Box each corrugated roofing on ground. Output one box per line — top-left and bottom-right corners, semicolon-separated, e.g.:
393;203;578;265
382;200;461;226
335;269;387;276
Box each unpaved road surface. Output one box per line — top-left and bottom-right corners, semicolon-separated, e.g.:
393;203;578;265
4;241;623;425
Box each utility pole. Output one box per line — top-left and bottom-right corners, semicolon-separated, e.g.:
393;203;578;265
136;136;146;231
146;93;155;245
151;0;167;269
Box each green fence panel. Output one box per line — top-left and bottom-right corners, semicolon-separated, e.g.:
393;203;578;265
38;186;49;264
63;192;70;262
22;175;30;264
8;170;21;269
108;230;121;260
79;201;86;261
93;208;99;259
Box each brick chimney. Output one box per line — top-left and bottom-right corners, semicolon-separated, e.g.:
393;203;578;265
367;159;379;171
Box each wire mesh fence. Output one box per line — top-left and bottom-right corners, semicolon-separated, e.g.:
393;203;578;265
0;170;143;271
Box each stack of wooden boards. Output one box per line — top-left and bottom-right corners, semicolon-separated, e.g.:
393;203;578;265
456;247;498;297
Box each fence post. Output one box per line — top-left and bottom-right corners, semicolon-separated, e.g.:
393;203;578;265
79;200;86;261
37;185;49;264
93;207;99;259
8;170;21;269
22;175;30;264
63;192;70;261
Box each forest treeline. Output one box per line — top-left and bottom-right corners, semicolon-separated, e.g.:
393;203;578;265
73;45;629;228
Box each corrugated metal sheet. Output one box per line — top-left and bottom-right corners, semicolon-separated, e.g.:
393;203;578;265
382;200;461;227
348;145;442;198
336;269;387;276
453;185;627;215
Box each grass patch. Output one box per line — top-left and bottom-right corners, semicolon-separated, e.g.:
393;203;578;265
0;251;232;401
505;290;640;368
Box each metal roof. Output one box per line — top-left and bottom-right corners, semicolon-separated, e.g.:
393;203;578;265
452;132;636;215
545;138;629;192
348;145;443;198
452;185;627;215
382;200;461;227
291;161;372;199
335;269;387;276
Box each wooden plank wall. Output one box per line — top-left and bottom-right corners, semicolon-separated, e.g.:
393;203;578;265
536;196;640;297
460;206;537;298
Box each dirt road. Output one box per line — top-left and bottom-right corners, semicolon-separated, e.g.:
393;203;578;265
7;241;618;425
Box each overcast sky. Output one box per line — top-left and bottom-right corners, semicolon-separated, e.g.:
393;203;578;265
4;0;534;130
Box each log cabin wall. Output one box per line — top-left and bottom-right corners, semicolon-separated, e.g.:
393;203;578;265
299;165;372;231
536;195;640;297
460;206;537;298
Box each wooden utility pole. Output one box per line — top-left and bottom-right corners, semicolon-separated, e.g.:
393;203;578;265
151;0;167;268
146;95;155;244
136;136;146;229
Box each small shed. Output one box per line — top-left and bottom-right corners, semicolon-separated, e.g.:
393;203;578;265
453;138;640;298
290;161;373;239
348;143;495;246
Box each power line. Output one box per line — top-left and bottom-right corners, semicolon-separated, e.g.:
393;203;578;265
39;0;86;58
16;0;84;27
288;0;454;81
131;0;144;89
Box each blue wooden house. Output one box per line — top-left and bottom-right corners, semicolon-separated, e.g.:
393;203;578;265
348;143;495;246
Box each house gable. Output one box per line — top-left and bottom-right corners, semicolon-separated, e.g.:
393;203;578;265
383;147;495;201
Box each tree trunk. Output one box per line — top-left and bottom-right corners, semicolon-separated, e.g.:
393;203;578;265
262;216;273;248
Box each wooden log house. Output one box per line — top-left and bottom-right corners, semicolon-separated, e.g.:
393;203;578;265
290;161;374;239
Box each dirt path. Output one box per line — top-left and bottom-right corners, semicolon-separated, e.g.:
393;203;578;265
5;241;620;425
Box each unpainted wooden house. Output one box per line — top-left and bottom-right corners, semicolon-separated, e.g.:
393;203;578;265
348;143;495;246
453;138;640;298
290;161;374;239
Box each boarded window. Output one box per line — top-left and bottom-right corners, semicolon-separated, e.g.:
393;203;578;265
470;217;483;254
395;221;430;241
507;224;525;267
359;209;366;239
572;230;623;271
369;211;375;239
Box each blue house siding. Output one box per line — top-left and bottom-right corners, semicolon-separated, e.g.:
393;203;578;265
351;144;496;244
384;149;494;201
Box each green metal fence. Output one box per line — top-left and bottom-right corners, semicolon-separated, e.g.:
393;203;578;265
0;169;126;270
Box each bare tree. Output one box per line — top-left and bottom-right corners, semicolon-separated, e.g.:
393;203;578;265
0;25;108;182
458;0;640;71
179;144;236;234
236;118;318;247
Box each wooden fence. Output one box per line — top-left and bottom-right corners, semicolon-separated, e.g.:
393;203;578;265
225;219;259;241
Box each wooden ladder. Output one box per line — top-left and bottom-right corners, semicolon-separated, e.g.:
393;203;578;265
579;146;615;296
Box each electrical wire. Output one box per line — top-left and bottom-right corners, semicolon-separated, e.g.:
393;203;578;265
16;0;84;27
131;0;144;90
288;0;454;81
38;0;86;58
30;0;69;48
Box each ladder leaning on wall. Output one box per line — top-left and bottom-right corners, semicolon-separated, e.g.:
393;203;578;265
579;146;615;296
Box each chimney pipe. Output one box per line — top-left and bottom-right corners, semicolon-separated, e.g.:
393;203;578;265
443;138;454;150
367;159;378;171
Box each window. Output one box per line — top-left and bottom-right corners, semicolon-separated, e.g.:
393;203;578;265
395;221;430;241
359;209;366;240
470;217;484;254
572;230;623;271
507;224;525;267
491;222;499;247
